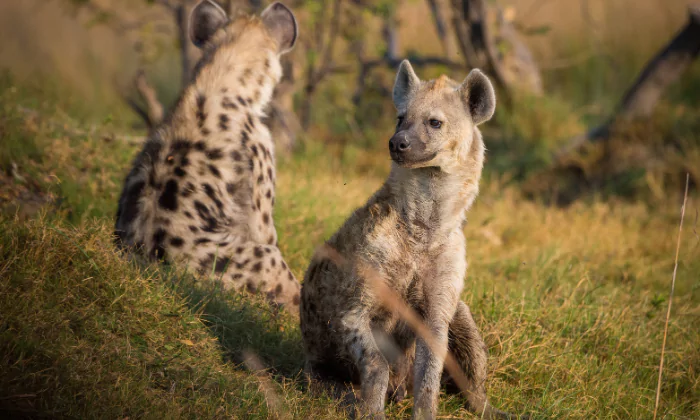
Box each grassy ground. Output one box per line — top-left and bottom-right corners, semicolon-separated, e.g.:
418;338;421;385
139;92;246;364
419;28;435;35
1;66;699;419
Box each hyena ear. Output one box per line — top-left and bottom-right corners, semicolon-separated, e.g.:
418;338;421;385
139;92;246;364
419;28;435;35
261;2;298;54
393;60;420;111
458;69;496;125
189;0;229;48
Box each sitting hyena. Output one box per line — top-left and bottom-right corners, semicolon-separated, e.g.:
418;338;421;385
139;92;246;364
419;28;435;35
114;0;301;315
301;61;519;419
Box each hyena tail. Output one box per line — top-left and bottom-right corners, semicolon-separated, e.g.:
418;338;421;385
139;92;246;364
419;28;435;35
446;301;528;420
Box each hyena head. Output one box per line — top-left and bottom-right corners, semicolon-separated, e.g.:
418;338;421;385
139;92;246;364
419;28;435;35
389;60;496;173
189;0;297;64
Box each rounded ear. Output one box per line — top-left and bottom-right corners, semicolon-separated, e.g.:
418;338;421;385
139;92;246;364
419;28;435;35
189;0;229;48
261;2;298;54
393;60;420;112
458;69;496;125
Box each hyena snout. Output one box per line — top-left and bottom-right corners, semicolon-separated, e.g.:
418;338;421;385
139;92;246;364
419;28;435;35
389;132;411;154
389;131;433;167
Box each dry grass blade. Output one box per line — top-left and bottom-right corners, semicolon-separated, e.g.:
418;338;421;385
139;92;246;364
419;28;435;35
653;173;690;420
315;244;479;404
243;350;290;420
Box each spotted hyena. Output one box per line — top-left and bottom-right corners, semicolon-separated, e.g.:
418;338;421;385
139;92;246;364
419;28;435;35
300;61;520;419
114;0;301;315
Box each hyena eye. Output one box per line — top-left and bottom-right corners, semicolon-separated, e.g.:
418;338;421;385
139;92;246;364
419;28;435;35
428;119;442;129
397;115;405;127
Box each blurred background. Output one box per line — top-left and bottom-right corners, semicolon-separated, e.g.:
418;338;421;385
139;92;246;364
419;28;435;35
1;0;698;203
1;1;699;418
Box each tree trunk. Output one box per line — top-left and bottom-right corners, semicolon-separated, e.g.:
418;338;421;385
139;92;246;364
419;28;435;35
557;6;700;160
426;0;454;57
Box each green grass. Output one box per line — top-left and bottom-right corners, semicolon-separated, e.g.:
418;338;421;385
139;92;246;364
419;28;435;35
1;67;699;420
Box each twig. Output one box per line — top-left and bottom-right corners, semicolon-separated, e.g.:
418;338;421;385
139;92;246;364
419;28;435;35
653;173;690;420
243;350;290;419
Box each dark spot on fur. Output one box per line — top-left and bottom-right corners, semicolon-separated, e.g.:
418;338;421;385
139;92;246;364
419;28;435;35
194;141;206;151
189;225;199;233
206;148;224;160
251;145;259;156
246;281;257;293
247;114;254;128
219;114;230;131
201;127;211;136
257;175;264;184
184;211;193;219
159;179;179;211
237;96;247;106
235;166;244;175
263;213;270;225
241;130;250;145
174;167;186;177
275;284;283;295
231;150;242;161
232;273;243;280
194;200;218;232
271;258;276;267
196;94;207;128
170;237;184;247
222;96;238;110
269;235;276;245
226;182;236;194
267;168;273;181
254;247;264;258
292;294;300;305
195;238;212;245
256;197;261;209
215;256;231;273
236;247;244;254
266;190;272;199
252;262;263;273
208;164;221;178
288;272;294;281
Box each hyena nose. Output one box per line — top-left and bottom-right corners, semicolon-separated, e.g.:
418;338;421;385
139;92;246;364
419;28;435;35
389;134;411;153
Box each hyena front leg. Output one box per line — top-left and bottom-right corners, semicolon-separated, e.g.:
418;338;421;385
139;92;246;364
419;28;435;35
198;242;301;315
412;293;459;420
341;316;391;419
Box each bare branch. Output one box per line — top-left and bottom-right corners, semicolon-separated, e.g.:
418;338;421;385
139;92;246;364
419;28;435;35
134;70;165;128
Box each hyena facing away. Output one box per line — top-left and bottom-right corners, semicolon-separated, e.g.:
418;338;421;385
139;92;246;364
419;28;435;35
300;61;523;419
114;0;301;315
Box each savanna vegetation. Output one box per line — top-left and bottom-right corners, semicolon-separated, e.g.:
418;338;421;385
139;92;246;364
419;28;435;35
0;0;698;418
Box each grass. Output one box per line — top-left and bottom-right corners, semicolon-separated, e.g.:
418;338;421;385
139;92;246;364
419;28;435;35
1;68;699;419
2;0;700;415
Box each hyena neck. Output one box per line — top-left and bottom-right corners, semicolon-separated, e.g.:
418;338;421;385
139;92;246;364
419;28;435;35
174;42;282;126
386;166;480;235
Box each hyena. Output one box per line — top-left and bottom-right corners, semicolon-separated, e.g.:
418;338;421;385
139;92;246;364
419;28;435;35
300;61;520;419
114;0;301;315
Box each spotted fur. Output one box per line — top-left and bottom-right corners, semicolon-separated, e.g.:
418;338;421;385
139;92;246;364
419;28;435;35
114;1;301;315
301;61;520;419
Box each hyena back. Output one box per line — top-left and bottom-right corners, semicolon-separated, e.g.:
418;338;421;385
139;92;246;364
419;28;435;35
301;60;523;419
114;0;301;315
